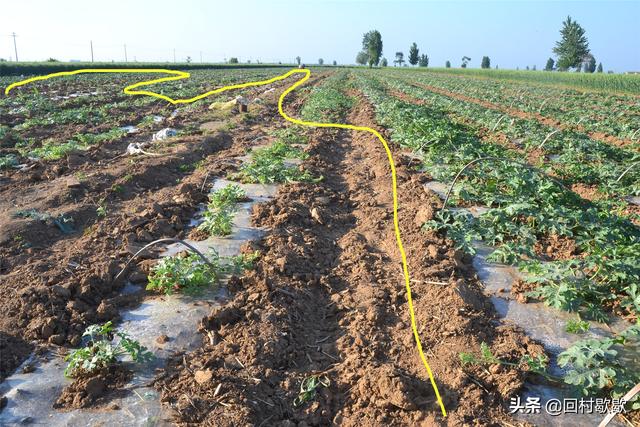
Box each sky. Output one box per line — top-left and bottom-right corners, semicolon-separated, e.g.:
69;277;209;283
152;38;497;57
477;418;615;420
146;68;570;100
2;0;639;72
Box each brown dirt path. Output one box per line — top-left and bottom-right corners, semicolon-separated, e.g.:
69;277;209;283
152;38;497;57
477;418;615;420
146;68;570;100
154;94;542;426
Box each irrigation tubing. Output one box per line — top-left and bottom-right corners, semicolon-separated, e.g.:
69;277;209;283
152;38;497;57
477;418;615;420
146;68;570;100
536;129;562;149
439;156;567;213
598;381;640;427
113;238;213;282
615;161;639;183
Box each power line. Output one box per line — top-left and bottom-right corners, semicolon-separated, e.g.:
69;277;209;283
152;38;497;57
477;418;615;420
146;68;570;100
11;32;18;62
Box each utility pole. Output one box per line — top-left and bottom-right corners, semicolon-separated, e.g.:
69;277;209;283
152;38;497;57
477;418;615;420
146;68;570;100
200;51;202;63
173;48;176;63
11;32;18;62
124;44;128;62
90;40;94;62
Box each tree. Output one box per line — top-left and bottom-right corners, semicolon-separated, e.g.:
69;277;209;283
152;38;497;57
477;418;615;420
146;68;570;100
318;58;324;65
445;60;451;68
583;54;596;73
418;54;429;67
544;57;555;71
356;51;369;65
332;60;337;66
46;58;59;62
461;56;470;68
553;16;590;70
394;52;405;66
186;56;192;63
295;56;301;65
362;30;383;67
408;42;419;66
526;65;530;70
481;56;490;69
381;57;388;67
228;57;239;64
532;65;537;71
597;62;603;73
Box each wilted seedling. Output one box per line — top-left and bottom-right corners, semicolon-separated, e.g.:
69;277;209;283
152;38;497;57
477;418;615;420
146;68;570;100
111;184;125;194
64;321;154;378
96;198;107;218
293;375;330;407
0;154;19;169
54;215;75;234
460;342;555;381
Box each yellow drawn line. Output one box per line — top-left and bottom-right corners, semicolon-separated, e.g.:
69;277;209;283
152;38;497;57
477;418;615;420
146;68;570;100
5;68;448;418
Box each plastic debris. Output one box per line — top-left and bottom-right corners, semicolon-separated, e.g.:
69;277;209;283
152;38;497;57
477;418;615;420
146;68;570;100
208;100;236;111
152;128;177;141
127;143;146;155
127;142;161;157
120;125;139;134
152;115;164;123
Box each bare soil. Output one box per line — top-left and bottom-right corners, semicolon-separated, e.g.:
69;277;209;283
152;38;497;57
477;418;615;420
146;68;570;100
153;94;543;425
53;365;132;410
0;75;317;381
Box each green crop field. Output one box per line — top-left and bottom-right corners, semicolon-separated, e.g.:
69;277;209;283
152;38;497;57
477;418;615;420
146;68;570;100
1;3;640;425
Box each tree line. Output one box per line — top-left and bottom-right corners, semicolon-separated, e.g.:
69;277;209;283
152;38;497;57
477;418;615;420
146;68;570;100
354;16;605;73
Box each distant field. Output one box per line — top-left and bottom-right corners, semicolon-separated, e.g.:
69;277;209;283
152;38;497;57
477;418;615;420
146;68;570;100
412;67;640;94
0;61;293;76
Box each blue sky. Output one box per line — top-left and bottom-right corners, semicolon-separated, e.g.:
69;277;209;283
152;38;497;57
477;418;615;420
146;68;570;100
3;0;639;71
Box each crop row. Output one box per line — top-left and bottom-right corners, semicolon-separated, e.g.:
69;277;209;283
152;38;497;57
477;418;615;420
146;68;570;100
356;72;640;322
0;68;288;166
0;62;292;76
419;67;640;95
390;70;640;141
355;71;640;406
380;75;639;204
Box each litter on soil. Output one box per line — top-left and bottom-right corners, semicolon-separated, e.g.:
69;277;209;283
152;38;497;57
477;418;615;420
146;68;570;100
152;128;177;142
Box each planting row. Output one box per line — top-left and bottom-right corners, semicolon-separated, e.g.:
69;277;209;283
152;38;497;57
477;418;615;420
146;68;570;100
0;68;289;167
387;70;640;142
380;74;639;211
355;72;640;408
420;67;640;96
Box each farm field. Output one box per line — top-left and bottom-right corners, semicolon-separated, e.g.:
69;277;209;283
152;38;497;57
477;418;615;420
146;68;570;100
0;66;639;426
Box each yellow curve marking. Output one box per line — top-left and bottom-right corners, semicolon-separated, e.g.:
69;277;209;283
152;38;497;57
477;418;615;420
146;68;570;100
5;68;448;417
